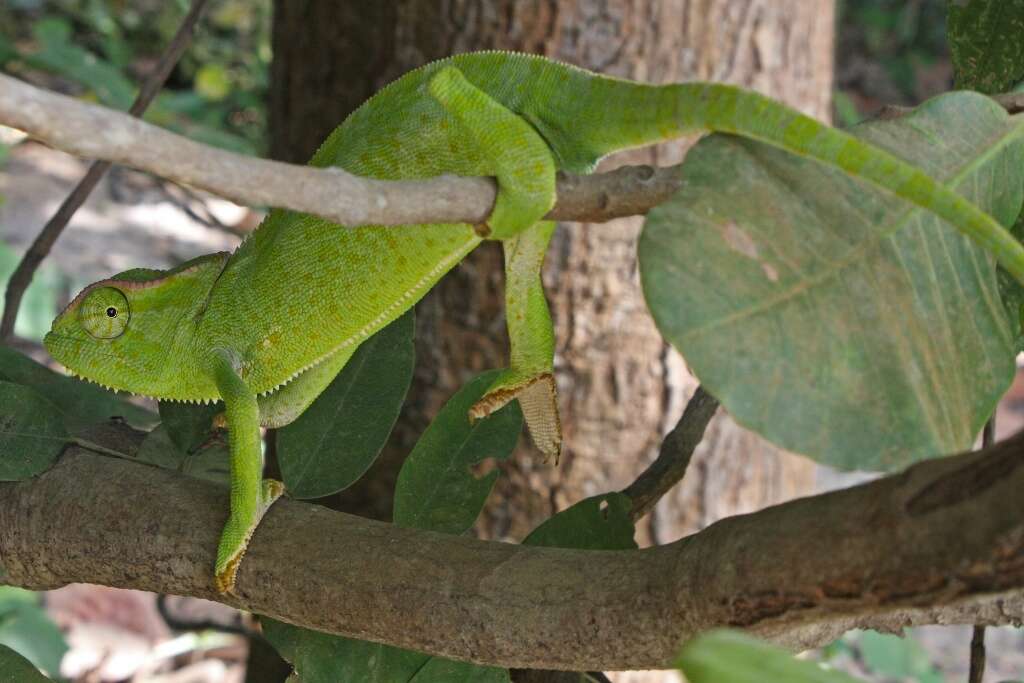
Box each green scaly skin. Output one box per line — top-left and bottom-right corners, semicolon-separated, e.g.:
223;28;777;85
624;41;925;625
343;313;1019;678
44;52;1024;594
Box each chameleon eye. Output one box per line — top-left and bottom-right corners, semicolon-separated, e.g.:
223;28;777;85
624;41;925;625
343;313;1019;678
79;287;130;339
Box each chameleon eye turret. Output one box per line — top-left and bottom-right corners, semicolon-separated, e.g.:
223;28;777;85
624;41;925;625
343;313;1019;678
79;287;130;339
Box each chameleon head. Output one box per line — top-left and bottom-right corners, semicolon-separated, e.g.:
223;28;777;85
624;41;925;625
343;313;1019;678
44;253;229;398
45;278;169;395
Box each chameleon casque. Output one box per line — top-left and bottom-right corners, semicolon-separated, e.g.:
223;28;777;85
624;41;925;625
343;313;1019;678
44;52;1024;594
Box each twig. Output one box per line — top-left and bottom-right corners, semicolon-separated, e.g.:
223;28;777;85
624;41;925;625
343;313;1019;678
968;625;986;683
968;416;995;683
0;0;210;339
622;385;719;520
155;594;253;637
2;426;1023;670
0;72;682;232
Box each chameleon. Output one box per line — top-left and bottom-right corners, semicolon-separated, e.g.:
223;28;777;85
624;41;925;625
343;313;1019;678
43;52;1024;594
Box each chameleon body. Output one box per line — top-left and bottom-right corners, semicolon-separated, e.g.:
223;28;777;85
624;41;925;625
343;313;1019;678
44;52;1024;594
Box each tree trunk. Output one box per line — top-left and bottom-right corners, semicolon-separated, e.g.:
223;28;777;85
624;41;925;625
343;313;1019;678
269;0;833;548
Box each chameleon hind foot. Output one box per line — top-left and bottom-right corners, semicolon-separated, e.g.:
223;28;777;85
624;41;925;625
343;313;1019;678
214;478;285;594
469;370;562;462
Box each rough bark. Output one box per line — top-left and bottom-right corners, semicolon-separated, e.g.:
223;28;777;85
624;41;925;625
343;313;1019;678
1;427;1022;671
269;0;834;543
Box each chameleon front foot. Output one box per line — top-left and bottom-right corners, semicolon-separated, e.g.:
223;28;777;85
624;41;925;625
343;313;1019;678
469;371;562;462
214;478;285;594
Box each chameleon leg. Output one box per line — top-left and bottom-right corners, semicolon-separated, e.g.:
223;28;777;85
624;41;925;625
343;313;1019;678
426;66;557;240
469;221;561;461
209;349;284;594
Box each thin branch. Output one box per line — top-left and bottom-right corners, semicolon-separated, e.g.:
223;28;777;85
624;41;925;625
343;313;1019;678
968;416;995;683
0;72;682;232
968;625;986;683
622;385;719;520
0;0;211;340
1;425;1023;671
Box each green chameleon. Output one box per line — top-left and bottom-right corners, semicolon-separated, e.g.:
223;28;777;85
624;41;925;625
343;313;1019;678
44;52;1024;594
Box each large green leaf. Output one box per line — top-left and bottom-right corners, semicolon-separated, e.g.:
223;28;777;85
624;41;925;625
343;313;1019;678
261;618;427;683
0;382;70;481
640;92;1024;470
0;644;54;682
393;370;522;534
278;312;414;499
948;0;1024;94
0;347;155;431
523;493;636;550
676;631;861;683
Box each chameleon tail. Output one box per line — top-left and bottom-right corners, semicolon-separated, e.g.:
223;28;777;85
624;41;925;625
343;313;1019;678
536;75;1024;283
468;221;561;461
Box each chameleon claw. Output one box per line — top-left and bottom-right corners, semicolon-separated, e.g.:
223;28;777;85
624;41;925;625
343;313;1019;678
214;478;285;594
469;372;561;463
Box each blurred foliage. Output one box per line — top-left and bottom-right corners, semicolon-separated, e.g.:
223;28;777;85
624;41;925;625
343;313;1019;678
947;0;1024;94
835;0;951;125
820;629;943;683
0;0;272;154
0;587;66;680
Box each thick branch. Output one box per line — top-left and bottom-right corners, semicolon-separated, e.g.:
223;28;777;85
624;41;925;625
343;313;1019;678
1;427;1022;670
0;74;681;228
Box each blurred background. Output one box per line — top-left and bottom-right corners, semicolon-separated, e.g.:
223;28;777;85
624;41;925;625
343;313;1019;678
0;0;1022;681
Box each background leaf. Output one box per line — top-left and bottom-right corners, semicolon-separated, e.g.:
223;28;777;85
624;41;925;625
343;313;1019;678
278;312;414;499
261;618;427;683
523;493;636;550
640;92;1024;470
0;588;66;680
393;370;522;534
855;630;943;683
947;0;1024;94
677;630;862;683
0;347;154;432
0;643;54;682
0;381;69;480
158;400;221;454
408;658;509;683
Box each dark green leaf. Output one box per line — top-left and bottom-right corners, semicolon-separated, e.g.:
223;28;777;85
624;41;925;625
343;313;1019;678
409;658;509;683
393;370;522;534
181;441;230;484
158;400;221;453
523;493;636;550
0;347;155;431
136;424;187;470
0;382;69;480
676;630;861;683
278;312;414;499
136;425;229;483
0;644;53;682
261;618;427;683
948;0;1024;93
640;92;1023;470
